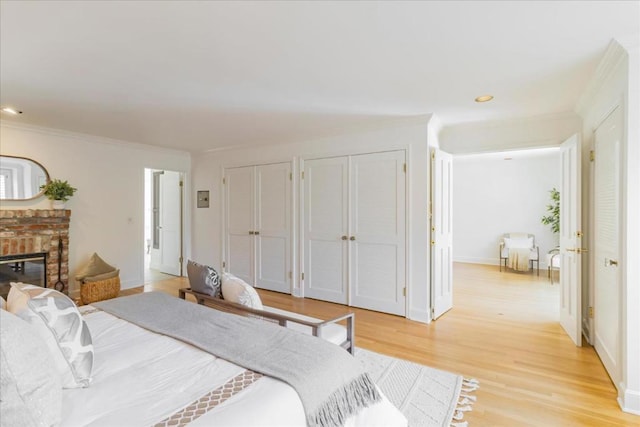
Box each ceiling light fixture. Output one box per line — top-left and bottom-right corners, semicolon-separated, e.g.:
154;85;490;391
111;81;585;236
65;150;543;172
1;107;23;115
475;95;494;103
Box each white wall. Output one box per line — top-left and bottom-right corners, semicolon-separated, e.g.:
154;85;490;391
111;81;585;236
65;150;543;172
576;38;640;415
0;123;191;293
452;150;560;267
191;118;432;322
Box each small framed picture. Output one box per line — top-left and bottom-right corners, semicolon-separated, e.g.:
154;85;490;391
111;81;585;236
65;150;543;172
197;190;210;208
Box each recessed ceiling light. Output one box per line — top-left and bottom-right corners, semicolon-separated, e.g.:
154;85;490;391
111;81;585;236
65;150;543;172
1;107;23;115
504;157;513;160
475;95;494;103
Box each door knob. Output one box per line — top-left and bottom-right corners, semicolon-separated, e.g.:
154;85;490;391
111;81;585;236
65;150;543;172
254;231;260;235
350;236;356;241
605;258;618;267
248;231;254;235
341;235;348;240
567;248;589;254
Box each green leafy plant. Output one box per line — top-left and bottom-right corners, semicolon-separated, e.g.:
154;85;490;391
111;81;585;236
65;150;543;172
40;179;77;201
541;188;560;234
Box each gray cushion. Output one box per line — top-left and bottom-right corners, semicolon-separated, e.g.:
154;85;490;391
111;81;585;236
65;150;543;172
0;309;62;427
187;260;221;298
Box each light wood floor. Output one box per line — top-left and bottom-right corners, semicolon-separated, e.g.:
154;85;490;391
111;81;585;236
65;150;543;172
123;263;639;426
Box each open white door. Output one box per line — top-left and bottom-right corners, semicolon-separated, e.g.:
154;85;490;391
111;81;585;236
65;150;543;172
559;134;582;346
150;170;183;276
430;148;453;320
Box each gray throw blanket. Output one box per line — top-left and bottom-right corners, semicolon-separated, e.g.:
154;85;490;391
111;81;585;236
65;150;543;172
94;292;380;427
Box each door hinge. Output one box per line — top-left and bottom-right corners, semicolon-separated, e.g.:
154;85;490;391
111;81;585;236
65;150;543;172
301;272;305;281
589;306;594;318
288;271;292;279
301;171;305;179
222;177;226;184
179;180;184;187
222;261;226;269
403;163;407;173
431;150;436;160
403;287;406;297
289;172;293;181
179;256;183;264
590;150;595;162
431;307;435;318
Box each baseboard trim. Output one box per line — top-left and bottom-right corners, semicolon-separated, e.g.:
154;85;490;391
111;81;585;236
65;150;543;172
409;308;429;324
453;257;551;269
618;384;640;415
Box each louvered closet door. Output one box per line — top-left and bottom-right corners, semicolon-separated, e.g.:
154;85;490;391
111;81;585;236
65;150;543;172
255;163;291;293
349;151;406;316
225;166;254;285
304;157;349;304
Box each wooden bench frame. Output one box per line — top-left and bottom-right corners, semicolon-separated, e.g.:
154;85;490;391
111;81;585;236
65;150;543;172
179;287;355;354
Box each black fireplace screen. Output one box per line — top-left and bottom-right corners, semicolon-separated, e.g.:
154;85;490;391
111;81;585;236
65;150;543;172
0;252;47;300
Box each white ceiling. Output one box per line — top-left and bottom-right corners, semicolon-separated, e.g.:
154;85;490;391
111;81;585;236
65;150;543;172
1;1;638;153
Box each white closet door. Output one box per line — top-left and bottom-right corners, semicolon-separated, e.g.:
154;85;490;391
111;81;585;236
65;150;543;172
158;171;182;276
304;157;349;304
255;163;291;294
225;166;254;285
349;151;406;316
594;107;621;384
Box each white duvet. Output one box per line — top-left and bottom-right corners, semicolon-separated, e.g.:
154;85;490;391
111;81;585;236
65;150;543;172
61;308;407;427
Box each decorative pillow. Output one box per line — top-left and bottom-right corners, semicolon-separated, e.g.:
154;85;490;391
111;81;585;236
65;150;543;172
504;237;533;249
7;283;94;388
0;309;62;427
187;260;221;298
221;273;263;310
84;269;120;282
75;252;116;282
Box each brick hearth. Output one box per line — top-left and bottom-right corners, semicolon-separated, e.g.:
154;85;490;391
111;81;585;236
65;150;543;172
0;209;70;292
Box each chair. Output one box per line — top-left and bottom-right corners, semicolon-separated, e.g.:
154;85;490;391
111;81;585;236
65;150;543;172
547;247;560;284
499;233;539;275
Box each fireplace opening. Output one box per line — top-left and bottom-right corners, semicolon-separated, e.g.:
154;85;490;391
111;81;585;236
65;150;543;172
0;252;48;300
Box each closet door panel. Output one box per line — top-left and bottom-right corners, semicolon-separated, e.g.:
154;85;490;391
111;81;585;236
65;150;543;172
350;151;406;315
255;163;291;293
304;157;348;304
225;166;254;285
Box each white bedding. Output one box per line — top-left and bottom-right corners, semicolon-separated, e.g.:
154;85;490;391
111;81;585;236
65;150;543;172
62;307;407;427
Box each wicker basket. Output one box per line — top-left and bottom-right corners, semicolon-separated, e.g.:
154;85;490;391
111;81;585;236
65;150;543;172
80;276;121;305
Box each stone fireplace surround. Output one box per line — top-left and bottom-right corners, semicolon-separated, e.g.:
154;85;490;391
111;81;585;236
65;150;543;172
0;209;70;293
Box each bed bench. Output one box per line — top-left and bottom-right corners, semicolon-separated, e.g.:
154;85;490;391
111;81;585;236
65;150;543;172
179;287;355;354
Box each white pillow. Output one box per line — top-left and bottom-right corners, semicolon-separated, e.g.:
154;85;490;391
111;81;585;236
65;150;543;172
8;283;94;388
0;309;62;427
504;237;533;249
221;273;263;310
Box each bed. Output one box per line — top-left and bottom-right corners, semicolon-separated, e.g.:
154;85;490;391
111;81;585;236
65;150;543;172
1;284;407;427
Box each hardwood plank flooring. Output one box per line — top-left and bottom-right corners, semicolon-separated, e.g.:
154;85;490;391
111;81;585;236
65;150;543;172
122;263;639;426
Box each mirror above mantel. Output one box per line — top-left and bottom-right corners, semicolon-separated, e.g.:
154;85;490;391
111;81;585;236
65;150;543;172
0;155;50;200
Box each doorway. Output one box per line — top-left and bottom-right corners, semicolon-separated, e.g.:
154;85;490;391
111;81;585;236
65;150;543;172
144;168;184;282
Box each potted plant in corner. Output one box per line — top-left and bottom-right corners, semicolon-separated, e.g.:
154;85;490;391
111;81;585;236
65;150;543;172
541;188;560;234
40;179;77;209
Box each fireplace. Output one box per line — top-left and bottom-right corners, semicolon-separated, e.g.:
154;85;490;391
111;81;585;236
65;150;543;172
0;209;70;295
0;252;48;299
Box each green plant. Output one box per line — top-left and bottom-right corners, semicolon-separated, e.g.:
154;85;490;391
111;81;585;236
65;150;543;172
541;188;560;234
40;179;77;201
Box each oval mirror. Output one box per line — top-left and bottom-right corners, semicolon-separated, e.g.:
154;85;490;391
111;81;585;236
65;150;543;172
0;155;50;200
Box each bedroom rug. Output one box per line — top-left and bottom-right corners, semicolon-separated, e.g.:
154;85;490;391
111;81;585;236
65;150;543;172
355;348;478;427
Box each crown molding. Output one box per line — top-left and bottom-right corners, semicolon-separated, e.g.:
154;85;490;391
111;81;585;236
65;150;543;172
575;39;628;115
0;120;190;157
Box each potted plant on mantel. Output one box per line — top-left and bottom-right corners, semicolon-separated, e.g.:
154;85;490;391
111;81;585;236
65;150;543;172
40;179;77;209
